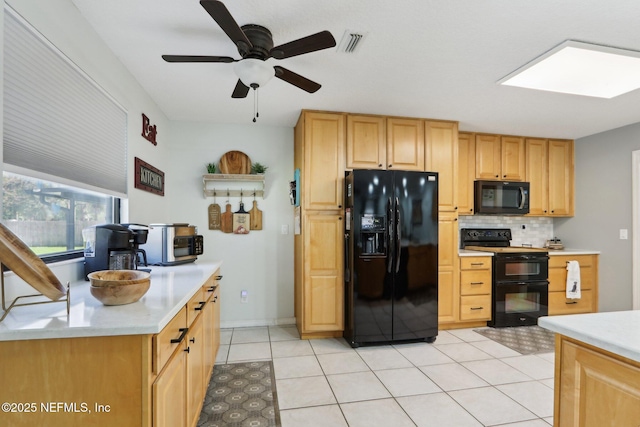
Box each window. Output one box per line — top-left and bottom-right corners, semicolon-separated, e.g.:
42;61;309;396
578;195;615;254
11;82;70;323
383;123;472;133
2;171;118;259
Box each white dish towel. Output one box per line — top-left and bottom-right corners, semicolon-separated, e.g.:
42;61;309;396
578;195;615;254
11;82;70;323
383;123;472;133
566;260;581;299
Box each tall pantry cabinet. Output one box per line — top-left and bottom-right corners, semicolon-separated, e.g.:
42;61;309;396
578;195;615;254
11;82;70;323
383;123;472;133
294;111;345;338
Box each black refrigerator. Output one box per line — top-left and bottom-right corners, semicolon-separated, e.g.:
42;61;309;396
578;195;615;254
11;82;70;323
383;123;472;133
344;169;439;347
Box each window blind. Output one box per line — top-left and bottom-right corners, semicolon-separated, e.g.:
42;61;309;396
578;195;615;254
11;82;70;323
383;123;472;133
3;7;128;197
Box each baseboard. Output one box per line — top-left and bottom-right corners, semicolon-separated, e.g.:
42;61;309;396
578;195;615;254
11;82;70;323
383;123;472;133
220;317;296;330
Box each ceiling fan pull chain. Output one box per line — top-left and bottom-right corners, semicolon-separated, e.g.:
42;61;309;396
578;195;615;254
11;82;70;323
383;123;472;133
253;87;257;123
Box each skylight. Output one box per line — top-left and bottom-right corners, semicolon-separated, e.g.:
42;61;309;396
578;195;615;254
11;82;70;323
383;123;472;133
498;40;640;98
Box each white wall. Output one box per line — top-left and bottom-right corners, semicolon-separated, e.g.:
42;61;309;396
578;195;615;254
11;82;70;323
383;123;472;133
167;122;295;327
555;123;640;312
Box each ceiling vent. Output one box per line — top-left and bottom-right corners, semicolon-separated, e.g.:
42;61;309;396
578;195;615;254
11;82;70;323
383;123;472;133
337;30;367;54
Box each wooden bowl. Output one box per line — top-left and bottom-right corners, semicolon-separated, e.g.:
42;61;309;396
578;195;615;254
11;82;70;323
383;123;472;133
88;270;150;287
88;270;151;306
89;281;150;306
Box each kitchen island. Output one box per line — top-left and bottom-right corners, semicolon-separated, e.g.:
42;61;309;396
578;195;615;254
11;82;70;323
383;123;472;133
0;261;222;427
539;311;640;427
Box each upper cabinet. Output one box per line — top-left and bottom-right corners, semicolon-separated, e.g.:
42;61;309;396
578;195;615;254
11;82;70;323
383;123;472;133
457;132;475;215
386;118;425;171
526;138;574;216
475;134;525;181
298;111;346;211
547;139;574;216
346;115;386;169
425;120;458;212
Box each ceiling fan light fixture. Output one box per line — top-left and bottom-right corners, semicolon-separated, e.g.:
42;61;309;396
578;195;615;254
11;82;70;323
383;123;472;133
234;58;274;88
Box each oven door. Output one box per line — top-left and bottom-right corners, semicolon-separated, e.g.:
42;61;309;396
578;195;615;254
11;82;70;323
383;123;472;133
494;254;549;282
490;281;549;327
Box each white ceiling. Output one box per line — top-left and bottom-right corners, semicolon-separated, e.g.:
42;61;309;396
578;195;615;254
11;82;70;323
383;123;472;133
70;0;640;139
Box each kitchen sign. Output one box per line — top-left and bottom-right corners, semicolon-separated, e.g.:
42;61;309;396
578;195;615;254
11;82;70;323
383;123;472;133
134;157;164;196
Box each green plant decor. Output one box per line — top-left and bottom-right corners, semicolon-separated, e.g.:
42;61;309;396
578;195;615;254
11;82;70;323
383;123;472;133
206;162;217;174
251;162;268;174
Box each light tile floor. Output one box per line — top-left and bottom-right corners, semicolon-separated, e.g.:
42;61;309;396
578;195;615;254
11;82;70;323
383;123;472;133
215;326;555;427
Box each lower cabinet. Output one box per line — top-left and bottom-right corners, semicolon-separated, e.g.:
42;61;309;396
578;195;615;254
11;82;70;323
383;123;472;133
153;341;188;427
548;254;598;315
186;316;205;427
554;335;640;426
459;256;492;322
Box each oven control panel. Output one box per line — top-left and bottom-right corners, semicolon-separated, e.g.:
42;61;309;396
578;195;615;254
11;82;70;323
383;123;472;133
461;228;512;244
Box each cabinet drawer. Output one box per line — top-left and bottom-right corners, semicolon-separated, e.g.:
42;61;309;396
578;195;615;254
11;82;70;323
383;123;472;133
460;271;491;295
549;255;593;269
460;295;492;321
154;307;188;374
460;257;491;270
548;290;593;315
549;265;593;292
187;287;207;326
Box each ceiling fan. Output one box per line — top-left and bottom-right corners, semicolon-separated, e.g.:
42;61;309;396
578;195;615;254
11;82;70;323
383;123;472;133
162;0;336;99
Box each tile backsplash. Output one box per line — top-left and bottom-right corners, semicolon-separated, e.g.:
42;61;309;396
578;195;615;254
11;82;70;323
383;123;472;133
458;215;554;248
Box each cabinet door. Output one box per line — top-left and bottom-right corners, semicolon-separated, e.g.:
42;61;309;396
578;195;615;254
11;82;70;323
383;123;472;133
303;214;344;332
187;316;205;427
457;132;475;215
212;286;221;363
303;112;345;210
153;343;187;427
557;338;640;427
346;115;386;169
203;282;216;379
438;212;459;324
548;139;574;216
501;136;525;181
386;118;425;171
425;120;458;212
525;138;549;215
475;134;501;179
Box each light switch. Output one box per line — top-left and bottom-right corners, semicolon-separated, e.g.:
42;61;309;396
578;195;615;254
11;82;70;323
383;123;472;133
620;229;628;240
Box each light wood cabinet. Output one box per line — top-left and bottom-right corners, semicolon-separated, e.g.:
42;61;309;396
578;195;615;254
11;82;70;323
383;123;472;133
457;132;475;215
346;114;386;169
548;139;574;216
554;335;640;427
459;257;492;322
301;213;344;334
0;269;221;427
525;138;549;215
475;134;525;181
475;134;502;179
425;120;458;212
386;117;425;171
437;211;459;325
548;254;598;315
301;111;345;211
153;341;188;427
294;111;346;339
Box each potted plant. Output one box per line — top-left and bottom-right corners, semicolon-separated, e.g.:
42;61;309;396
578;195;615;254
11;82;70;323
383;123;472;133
251;162;268;174
206;162;217;174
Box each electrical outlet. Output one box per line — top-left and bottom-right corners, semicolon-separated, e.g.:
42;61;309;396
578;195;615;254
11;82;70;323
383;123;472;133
281;224;289;235
241;290;248;303
620;229;629;240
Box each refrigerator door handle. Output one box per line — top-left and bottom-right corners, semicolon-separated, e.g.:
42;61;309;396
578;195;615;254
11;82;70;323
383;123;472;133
395;197;401;273
387;197;393;273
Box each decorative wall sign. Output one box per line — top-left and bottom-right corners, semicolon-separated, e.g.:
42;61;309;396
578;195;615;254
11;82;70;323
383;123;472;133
141;113;158;145
134;157;164;196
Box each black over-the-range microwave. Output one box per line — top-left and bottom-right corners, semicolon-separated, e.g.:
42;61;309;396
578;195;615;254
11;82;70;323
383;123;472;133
474;180;530;215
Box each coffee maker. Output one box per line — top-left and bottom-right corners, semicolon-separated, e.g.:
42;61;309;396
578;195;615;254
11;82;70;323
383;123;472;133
83;224;136;279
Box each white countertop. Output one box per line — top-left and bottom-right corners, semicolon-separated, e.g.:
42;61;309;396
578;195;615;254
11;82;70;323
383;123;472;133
539;310;640;363
0;261;222;342
459;248;600;256
459;249;494;257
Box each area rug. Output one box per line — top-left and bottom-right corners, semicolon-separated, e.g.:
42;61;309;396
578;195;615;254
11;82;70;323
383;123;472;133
473;325;556;355
198;361;281;427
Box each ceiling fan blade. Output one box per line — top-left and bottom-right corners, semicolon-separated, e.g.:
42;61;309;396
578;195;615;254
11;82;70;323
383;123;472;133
231;79;250;98
200;0;252;52
162;55;236;63
274;66;321;93
270;31;336;59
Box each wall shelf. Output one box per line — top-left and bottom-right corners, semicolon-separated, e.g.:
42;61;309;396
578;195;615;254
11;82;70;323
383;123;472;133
202;174;265;198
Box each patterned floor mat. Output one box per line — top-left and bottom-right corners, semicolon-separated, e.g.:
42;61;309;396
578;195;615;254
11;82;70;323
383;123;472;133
473;325;556;354
198;361;281;427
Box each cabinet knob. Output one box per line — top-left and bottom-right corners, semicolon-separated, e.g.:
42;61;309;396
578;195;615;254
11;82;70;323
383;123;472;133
190;337;196;344
503;175;507;178
338;205;342;208
388;164;392;168
454;218;458;221
551;210;555;213
495;174;499;178
184;347;190;353
378;163;382;167
339;217;343;220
